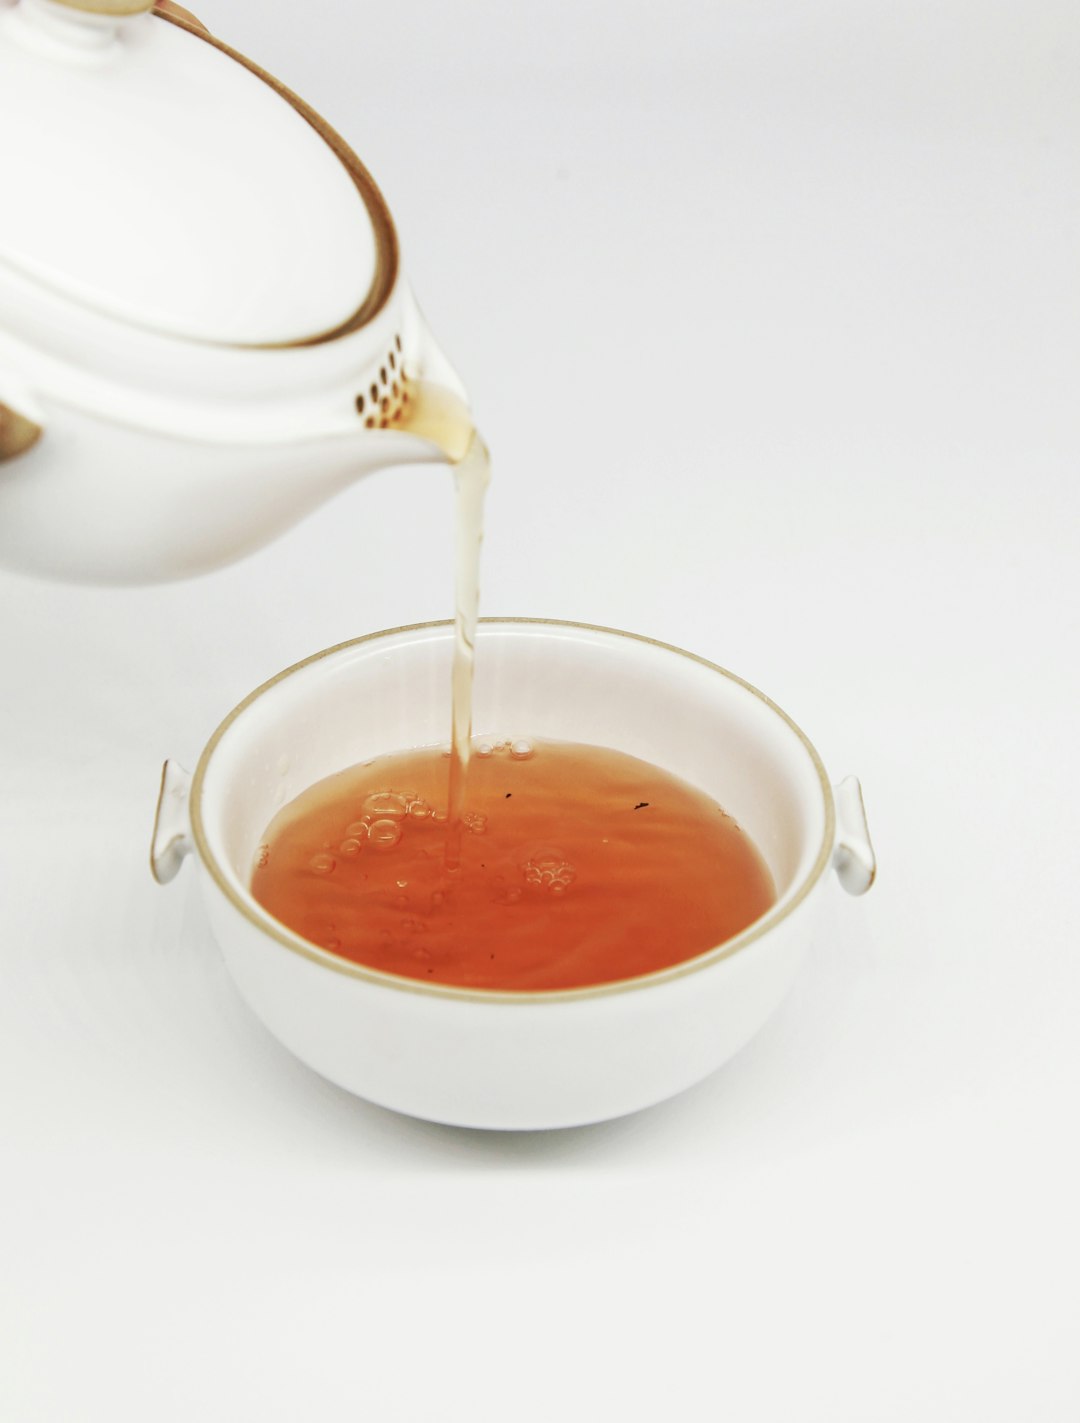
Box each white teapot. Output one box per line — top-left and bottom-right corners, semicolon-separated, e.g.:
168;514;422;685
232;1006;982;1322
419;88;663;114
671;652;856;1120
0;0;469;582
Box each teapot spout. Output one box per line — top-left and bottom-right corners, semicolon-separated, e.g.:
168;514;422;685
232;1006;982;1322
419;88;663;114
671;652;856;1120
0;282;477;583
137;385;476;580
182;376;477;578
375;304;476;464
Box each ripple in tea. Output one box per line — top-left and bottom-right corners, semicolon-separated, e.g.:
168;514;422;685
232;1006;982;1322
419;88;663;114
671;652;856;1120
251;739;776;991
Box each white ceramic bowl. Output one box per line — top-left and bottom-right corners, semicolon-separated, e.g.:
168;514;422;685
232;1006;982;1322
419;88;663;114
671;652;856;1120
152;619;875;1130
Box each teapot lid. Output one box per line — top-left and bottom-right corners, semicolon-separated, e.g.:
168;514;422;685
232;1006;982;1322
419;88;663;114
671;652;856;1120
0;0;398;347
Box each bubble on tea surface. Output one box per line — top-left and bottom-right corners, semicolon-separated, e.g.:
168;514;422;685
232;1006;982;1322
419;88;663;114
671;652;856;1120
310;853;336;874
522;855;575;893
406;798;432;820
510;739;535;761
363;791;407;820
475;741;494;759
432;808;448;824
464;811;488;835
339;838;364;857
255;844;270;869
346;820;370;839
369;818;403;851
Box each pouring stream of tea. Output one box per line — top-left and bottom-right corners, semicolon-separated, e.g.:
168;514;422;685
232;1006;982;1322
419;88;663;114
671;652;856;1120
393;378;491;871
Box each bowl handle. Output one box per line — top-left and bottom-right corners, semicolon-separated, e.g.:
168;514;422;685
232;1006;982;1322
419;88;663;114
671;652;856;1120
150;759;193;884
831;775;876;896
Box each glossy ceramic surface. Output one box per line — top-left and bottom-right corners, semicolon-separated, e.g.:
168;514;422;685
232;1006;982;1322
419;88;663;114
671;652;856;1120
154;620;875;1129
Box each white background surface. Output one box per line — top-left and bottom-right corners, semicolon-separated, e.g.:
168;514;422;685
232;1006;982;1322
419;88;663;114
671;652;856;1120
2;0;1078;1417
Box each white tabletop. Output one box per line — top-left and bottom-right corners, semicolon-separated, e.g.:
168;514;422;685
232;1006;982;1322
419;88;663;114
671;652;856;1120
2;1;1078;1418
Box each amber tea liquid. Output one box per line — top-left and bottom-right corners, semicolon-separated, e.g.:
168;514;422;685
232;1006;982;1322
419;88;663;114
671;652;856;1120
251;738;777;992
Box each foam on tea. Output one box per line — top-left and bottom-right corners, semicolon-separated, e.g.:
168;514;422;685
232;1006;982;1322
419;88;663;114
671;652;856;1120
250;738;777;992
